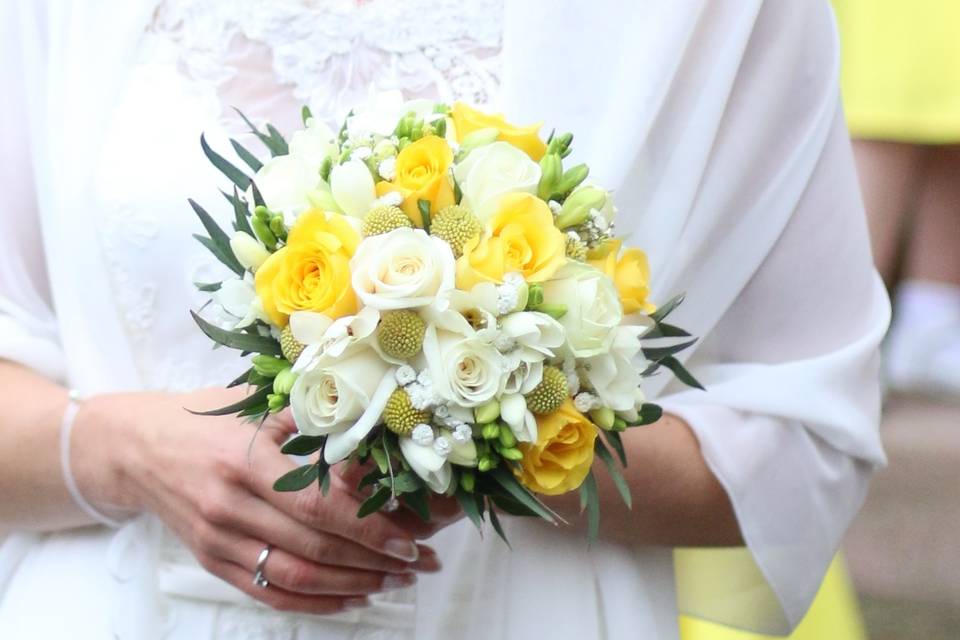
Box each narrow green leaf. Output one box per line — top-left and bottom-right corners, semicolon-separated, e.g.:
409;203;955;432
193;235;244;276
234;108;288;157
186;385;271;416
230;138;263;172
227;367;253;388
190;310;284;356
644;322;691;339
316;456;331;494
195;281;222;292
358;469;383;491
281;435;326;456
456;489;484;531
595;440;632;509
227;186;254;235
201;134;251;190
402;488;431;522
189;198;245;274
370;447;389;474
265;124;290;155
490;493;538;517
650;293;685;323
379;471;421;494
249;179;266;208
417;199;432;232
634;403;663;426
487;499;511;548
601;430;627;466
238;404;269;419
273;463;320;492
489;468;556;524
320;471;332;496
357;486;392;517
301;105;313;126
660;355;705;390
580;471;600;545
641;338;698;362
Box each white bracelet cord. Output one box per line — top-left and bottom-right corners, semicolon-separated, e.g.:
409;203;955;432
59;390;126;528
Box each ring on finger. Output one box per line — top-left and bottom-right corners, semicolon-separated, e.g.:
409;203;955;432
252;544;272;588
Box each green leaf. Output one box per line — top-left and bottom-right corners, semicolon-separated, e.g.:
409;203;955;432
230;138;263;172
634;403;663;426
601;430;627;466
489;468;556;524
357;486;392;517
417;199;432;232
281;435;326;456
380;471;421;494
249;179;266;208
201;134;251;190
641;338;698;362
273;463;320;492
316;456;331;494
227;186;254;236
186;384;271;416
320;469;331;496
265;124;290;155
189;198;245;275
595;440;632;509
234;108;288;157
238;403;269;419
487;500;511;548
358;469;383;491
370;447;389;474
580;471;600;545
644;322;691;339
490;493;538;517
195;281;222;292
650;293;685;323
301;105;313;126
402;488;432;522
190;310;284;356
455;489;484;531
659;355;705;390
227;367;253;388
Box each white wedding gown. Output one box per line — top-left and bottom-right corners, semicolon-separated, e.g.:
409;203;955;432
0;1;888;638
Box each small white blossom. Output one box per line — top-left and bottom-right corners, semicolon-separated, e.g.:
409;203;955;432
503;272;525;288
494;335;518;353
352;146;373;161
442;415;465;429
383;496;400;512
433;403;450;418
373;190;404;208
566;372;581;396
548;200;562;214
417;369;433;387
452;423;473;443
406;382;432;410
378;156;397;180
496;285;519;315
574;391;597;413
396;365;417;386
432;436;452;458
412;423;435;446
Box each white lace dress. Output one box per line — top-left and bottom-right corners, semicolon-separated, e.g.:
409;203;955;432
1;1;888;639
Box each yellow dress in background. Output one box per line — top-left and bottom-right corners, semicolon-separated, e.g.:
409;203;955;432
832;0;960;144
678;555;867;640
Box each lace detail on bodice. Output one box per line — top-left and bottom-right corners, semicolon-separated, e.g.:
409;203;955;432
147;0;504;126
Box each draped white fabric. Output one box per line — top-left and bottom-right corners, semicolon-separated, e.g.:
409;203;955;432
0;1;886;638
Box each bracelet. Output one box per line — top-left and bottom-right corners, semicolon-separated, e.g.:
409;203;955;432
59;390;127;528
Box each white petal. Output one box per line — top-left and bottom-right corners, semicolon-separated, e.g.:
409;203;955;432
500;394;527;431
330;159;377;218
324;371;398;463
399;437;454;493
290;311;333;346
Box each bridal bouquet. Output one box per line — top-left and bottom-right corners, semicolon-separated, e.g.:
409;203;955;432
189;100;702;542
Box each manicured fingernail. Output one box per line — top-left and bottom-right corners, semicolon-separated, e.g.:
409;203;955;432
412;554;442;573
384;539;419;562
383;573;417;591
344;596;369;610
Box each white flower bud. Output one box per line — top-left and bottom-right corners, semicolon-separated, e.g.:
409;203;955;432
432;436;452;458
574;392;597;413
412;423;435;446
452;423;473;443
230;232;271;271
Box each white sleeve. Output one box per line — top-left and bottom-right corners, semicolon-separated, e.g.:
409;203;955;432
665;91;888;634
0;0;65;382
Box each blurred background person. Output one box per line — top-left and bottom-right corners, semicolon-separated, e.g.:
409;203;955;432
834;0;960;397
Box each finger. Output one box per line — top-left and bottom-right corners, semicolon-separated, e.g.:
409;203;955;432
202;556;368;614
224;488;442;574
209;530;416;596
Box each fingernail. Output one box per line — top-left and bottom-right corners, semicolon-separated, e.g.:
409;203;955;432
412;555;442;573
384;539;419;562
382;573;417;591
344;596;369;610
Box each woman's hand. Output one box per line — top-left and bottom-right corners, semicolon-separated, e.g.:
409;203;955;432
72;386;440;615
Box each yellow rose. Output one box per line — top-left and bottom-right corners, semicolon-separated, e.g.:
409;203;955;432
451;102;548;161
375;135;454;227
455;193;566;289
517;399;598;495
254;210;359;327
588;239;656;315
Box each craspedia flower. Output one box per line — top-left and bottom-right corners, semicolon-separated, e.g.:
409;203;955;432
565;233;588;261
429;205;482;258
361;205;413;237
383;388;430;436
377;310;427;359
524;365;569;415
280;325;305;363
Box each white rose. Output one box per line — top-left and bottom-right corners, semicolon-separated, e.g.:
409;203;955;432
288;118;338;176
399;437;452;493
453;142;541;221
351;228;455;310
329;159;377;218
581;325;647;411
423;325;509;407
541;261;622;357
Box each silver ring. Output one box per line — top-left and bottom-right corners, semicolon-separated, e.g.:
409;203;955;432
252;544;272;588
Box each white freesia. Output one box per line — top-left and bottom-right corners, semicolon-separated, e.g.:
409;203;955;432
288;118;338;176
399;436;453;493
351;228;455;310
214;275;265;329
423;325;509;407
541;261;623;357
499;311;565;357
453;141;541;221
329;159;377;218
291;307;380;371
425;282;500;341
229;231;270;271
582;325;647;411
445;430;478;466
323;371;398;463
502;356;543;396
500;393;538;443
249;154;320;216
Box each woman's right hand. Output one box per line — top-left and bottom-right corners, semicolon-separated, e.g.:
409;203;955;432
72;386;440;615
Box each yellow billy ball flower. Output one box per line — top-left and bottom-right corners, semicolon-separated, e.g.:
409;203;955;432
430;205;482;258
524;366;569;415
254;210;359;327
279;325;305;363
361;205;414;237
450;102;547;161
374;135;455;227
517;399;598;496
377;310;426;360
383;388;430;436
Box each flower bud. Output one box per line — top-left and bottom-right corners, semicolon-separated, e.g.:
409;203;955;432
498;423;517;448
537;153;562;200
589;406;616;431
525;283;544;309
460;470;476;492
267;393;288;413
458;127;500;156
548;132;573;156
477;456;498;472
499;447;524;461
481;422;501;440
373;138;398;159
554;163;589;195
253;354;290;378
555;186;606;229
269;215;287;242
474;400;501;424
251;215;278;250
272;367;297;395
230;232;271;271
612;417;628;432
253;205;271;222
